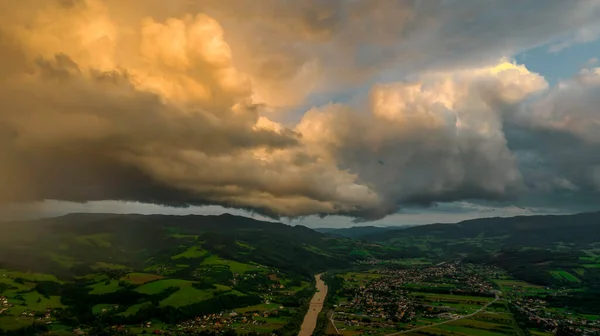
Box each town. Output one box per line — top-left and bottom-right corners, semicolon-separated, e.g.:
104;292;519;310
326;261;600;336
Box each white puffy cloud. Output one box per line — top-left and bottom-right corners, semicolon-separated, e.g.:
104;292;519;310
296;61;547;218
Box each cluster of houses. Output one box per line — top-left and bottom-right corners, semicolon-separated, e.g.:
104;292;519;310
136;306;287;334
373;262;496;295
0;296;10;315
0;295;55;325
332;262;499;332
511;296;600;335
355;259;385;266
91;307;289;335
230;272;260;286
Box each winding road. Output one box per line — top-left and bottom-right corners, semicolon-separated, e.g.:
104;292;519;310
298;273;328;336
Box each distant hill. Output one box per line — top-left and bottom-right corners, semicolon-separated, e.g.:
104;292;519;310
364;211;600;246
3;211;599;286
0;214;374;334
0;213;397;279
362;211;600;287
314;225;413;238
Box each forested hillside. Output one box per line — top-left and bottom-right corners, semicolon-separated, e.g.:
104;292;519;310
0;213;390;278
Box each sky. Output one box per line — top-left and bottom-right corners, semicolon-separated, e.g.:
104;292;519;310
1;0;600;228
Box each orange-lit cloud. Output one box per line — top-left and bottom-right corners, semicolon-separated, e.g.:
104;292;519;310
1;0;600;221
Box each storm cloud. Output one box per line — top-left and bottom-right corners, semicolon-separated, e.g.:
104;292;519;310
1;0;600;221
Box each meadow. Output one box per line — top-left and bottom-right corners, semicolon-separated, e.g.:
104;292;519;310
134;279;193;295
88;279;121;294
159;286;214;307
548;270;581;283
171;246;208;260
200;255;264;274
401;300;522;336
120;272;164;285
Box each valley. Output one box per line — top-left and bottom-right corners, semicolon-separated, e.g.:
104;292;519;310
3;2;600;335
299;274;327;336
0;212;599;335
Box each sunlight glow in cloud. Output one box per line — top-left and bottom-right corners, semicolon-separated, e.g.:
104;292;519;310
1;0;600;223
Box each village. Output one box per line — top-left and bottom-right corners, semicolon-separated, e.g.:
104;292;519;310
328;262;600;335
509;292;600;335
0;295;56;326
329;262;498;333
67;305;292;335
2;260;600;335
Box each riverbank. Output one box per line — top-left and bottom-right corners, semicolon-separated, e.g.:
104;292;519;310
298;273;328;336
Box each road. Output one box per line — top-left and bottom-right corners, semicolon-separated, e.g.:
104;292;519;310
298;273;328;336
383;293;500;336
328;311;340;335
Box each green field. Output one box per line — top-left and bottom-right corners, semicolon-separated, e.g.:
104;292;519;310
248;315;288;332
403;282;457;290
583;263;600;268
158;284;243;307
118;302;151;316
200;255;263;274
0;278;35;295
235;241;255;250
121;272;164;284
135;279;193;295
0;316;35;331
581;314;600;321
88;279;121;294
493;279;542;288
47;323;74;335
0;270;60;282
341;272;384;281
428;323;508;336
549;270;580;283
390;258;433;266
20;292;64;310
349;249;372;257
170;233;199;239
74;233;113;248
472;312;515;325
234;303;279;313
93;303;116;314
449;317;514;331
410;292;493;304
159;286;213;307
91;262;130;271
171;246;208;260
50;253;77;268
402;312;521;336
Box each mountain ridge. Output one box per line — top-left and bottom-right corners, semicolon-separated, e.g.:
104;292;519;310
362;211;600;242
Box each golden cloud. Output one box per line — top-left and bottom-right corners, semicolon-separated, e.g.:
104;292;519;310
3;0;590;220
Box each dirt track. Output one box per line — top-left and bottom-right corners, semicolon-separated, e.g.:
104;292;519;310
298;273;328;336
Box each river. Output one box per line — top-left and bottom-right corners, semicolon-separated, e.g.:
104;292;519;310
298;273;328;336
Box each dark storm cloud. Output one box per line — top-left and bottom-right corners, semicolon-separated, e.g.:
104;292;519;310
504;123;600;211
501;66;600;212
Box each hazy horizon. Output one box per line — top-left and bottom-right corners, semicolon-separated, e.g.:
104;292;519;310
0;200;580;229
